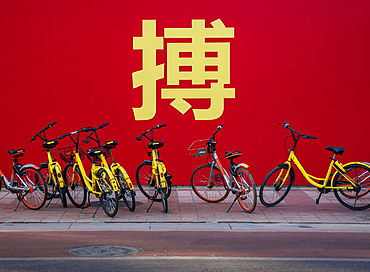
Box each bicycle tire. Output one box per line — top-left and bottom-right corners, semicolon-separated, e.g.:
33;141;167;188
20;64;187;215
18;167;47;210
63;164;87;208
136;162;171;201
190;164;229;203
235;167;257;212
97;168;119;217
259;165;294;207
160;186;168;213
333;163;370;210
115;168;136;211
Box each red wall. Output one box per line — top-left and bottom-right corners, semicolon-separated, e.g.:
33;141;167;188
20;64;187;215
1;0;369;185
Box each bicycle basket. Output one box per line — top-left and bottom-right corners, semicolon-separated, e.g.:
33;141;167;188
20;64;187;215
188;139;208;157
58;146;85;163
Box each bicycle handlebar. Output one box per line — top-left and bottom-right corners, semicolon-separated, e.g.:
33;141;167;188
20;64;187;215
281;121;317;140
136;124;167;141
82;122;109;144
30;121;57;142
210;124;224;141
57;130;79;140
58;122;109;142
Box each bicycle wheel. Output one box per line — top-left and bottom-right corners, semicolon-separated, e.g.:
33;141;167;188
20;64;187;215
235;167;257;212
116;168;136;211
136;162;156;199
190;164;229;203
333;163;370;210
63;164;87;208
97;168;119;217
18;167;47;210
53;168;67;208
259;165;294;207
159;186;168;213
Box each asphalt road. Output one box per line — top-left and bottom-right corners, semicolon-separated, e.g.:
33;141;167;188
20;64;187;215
0;230;369;258
0;229;369;271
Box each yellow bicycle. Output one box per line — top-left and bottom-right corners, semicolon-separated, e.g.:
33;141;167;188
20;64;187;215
82;123;136;211
58;127;120;217
259;121;370;210
135;124;172;213
31;122;67;207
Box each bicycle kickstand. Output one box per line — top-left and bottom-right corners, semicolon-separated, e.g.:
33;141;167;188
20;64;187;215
146;191;159;213
14;193;27;212
92;203;101;218
83;192;92;209
226;193;240;213
316;192;322;205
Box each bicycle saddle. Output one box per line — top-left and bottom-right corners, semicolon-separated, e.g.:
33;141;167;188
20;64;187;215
43;140;58;148
8;149;26;157
325;146;345;155
148;141;164;149
103;140;118;150
87;148;104;157
225;151;242;160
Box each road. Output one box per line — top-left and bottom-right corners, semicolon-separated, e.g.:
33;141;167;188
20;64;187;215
0;227;369;271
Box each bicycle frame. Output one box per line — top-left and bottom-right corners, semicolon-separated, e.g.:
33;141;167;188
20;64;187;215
277;122;367;191
150;148;168;189
0;164;36;192
136;124;169;189
61;131;118;196
108;162;134;190
209;148;250;193
31;122;65;188
45;148;65;187
82;127;133;191
206;125;249;192
78;149;119;195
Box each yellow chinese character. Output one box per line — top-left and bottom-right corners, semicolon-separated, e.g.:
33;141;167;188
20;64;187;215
162;19;235;120
132;20;164;120
132;19;235;120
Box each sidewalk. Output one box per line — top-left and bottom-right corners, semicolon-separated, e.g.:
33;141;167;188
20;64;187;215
0;186;369;226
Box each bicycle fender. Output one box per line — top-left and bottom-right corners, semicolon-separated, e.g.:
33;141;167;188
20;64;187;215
343;161;370;168
108;170;119;191
331;161;370;183
236;163;249;169
117;166;134;190
157;162;167;188
52;164;65;187
20;164;40;171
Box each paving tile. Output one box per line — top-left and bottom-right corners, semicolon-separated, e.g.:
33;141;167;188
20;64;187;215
0;187;369;225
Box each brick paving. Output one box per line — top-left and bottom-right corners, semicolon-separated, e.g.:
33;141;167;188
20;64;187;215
0;186;369;224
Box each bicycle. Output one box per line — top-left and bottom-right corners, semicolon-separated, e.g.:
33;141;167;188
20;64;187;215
0;149;47;210
58;128;120;217
189;125;257;213
135;124;172;213
31;121;67;207
259;121;370;210
82;123;136;211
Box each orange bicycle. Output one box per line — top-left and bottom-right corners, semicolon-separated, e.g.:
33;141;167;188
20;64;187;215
0;149;47;210
189;125;257;213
